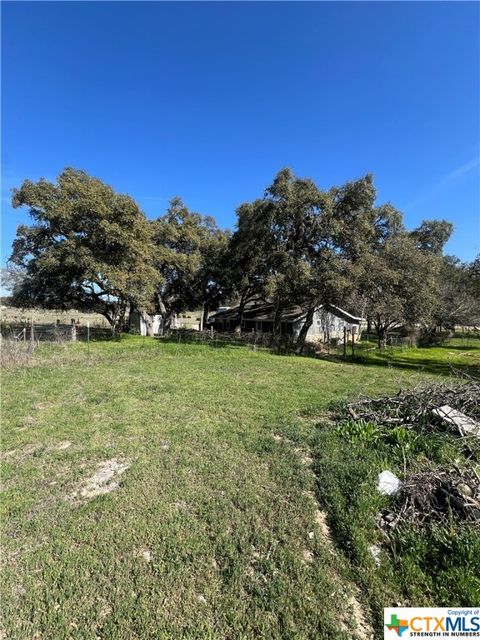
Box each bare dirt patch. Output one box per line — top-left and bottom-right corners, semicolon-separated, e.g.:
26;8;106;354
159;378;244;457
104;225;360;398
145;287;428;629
302;548;314;564
71;458;130;500
294;447;313;467
8;443;43;463
17;415;38;430
344;594;372;640
1;441;72;464
295;431;373;639
271;433;294;445
314;508;333;543
133;546;152;562
0;449;17;461
54;441;72;451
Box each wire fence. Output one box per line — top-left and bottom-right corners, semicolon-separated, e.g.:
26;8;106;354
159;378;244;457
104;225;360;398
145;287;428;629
361;329;479;349
162;328;273;348
161;328;313;354
0;321;114;343
0;320;118;367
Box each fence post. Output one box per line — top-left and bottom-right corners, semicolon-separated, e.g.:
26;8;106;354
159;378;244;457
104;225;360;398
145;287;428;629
351;326;356;359
343;326;347;361
30;318;35;348
71;319;77;342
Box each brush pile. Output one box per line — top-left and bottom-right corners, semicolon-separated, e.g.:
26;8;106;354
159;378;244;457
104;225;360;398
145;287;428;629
342;378;480;431
377;468;480;532
338;377;480;529
402;468;480;524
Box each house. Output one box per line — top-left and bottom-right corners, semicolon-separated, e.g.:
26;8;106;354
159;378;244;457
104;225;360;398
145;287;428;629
207;300;365;343
176;311;203;330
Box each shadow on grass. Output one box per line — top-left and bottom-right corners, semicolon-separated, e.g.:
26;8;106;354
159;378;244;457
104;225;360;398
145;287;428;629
156;333;480;377
433;344;480;351
156;335;255;350
320;351;480;378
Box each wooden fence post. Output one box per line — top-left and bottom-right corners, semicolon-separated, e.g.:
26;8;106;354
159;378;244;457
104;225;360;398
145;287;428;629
343;326;347;360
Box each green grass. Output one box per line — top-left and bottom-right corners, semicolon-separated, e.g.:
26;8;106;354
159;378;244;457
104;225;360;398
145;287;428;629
335;334;480;377
1;337;479;639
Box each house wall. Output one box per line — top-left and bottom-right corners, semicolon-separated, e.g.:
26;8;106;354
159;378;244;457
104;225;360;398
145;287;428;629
293;309;362;343
209;308;364;342
176;311;202;330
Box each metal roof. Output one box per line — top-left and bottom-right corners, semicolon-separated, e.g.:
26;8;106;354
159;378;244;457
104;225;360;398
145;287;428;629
209;300;364;324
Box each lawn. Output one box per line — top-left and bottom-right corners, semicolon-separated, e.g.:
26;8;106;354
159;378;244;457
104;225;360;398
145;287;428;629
1;337;479;639
349;334;480;377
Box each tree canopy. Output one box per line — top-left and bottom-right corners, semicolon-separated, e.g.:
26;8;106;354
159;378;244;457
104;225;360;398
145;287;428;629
9;168;156;332
151;197;231;331
8;166;469;347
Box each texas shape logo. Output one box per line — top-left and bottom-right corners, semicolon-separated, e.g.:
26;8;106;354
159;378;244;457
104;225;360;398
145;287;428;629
386;613;409;637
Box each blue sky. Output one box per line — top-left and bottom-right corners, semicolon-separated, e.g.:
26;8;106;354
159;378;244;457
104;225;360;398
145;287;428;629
2;1;479;266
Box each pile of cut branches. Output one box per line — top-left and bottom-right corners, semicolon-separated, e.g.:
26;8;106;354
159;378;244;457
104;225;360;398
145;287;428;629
335;377;480;530
340;378;480;433
378;467;480;531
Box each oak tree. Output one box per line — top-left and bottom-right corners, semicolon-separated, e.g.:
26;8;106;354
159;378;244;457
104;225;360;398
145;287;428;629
9;168;156;333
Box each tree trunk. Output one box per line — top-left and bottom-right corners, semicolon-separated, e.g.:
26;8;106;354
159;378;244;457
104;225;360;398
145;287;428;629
111;318;120;335
154;291;167;315
273;298;282;341
110;300;127;335
163;312;174;333
103;308;120;334
296;307;315;354
199;302;209;332
376;323;387;350
140;310;155;337
102;311;114;328
155;293;168;335
234;293;248;335
111;317;119;335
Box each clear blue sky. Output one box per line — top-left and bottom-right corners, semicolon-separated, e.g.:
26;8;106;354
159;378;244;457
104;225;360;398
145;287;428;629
2;1;479;266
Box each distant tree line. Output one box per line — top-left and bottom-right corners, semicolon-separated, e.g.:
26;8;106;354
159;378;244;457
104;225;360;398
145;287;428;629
4;167;479;351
